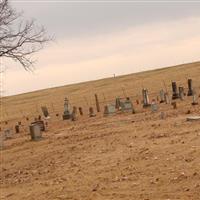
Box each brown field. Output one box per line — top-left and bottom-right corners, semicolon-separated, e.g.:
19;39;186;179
1;61;200;200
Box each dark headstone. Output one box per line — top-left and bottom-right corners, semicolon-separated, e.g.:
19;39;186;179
89;107;96;117
41;106;50;118
187;79;193;96
15;125;20;134
172;82;179;100
79;107;83;116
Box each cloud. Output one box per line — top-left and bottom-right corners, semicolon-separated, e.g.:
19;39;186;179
4;16;200;96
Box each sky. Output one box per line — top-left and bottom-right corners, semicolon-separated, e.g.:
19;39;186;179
2;0;200;96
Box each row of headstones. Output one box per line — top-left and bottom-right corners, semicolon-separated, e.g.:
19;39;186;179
1;79;198;148
142;79;198;108
41;79;199;120
0;119;46;149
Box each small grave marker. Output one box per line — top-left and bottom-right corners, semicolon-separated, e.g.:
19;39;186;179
63;97;71;120
15;125;20;134
79;107;83;116
171;82;179;100
179;87;184;100
4;129;13;140
71;106;77;121
29;124;42;141
159;89;165;103
187;79;194;96
171;102;177;109
104;104;116;116
142;89;151;108
151;99;158;112
41;106;50;118
192;91;198;105
95;94;100;112
164;92;170;104
31;120;45;131
115;97;121;109
123;97;135;113
89;107;96;117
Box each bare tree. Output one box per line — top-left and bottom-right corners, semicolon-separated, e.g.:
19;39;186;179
0;0;51;70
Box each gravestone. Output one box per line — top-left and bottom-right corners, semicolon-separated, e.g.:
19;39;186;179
89;107;96;117
159;89;165;103
171;82;179;100
164;92;170;104
31;120;45;131
142;89;151;108
71;106;77;121
187;79;193;96
123;98;135;113
29;124;42;141
41;106;50;118
171;102;177;109
151;100;158;112
104;104;116;116
115;97;121;109
4;129;13;140
95;94;100;112
192;91;198;105
79;107;83;116
15;125;20;133
63;97;71;120
179;87;184;100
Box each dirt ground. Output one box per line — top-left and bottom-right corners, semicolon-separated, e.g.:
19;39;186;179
0;62;200;200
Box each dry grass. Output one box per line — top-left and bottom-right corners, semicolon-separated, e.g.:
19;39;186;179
0;61;200;199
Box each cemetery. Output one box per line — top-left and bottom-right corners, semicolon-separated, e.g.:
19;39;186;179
0;62;200;200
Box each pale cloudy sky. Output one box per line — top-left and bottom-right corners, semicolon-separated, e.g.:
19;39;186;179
2;0;200;96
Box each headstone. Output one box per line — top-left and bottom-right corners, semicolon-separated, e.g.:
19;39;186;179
71;106;77;121
192;91;198;105
31;120;45;131
41;106;50;118
89;107;96;117
179;87;184;100
171;82;179;100
123;97;135;113
159;89;165;103
164;92;170;104
4;129;13;140
63;97;71;120
15;125;20;133
187;79;193;96
78;107;83;116
171;102;177;109
115;97;121;109
38;115;42;120
29;124;42;141
142;89;151;108
95;94;100;112
104;104;116;116
151;99;158;112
